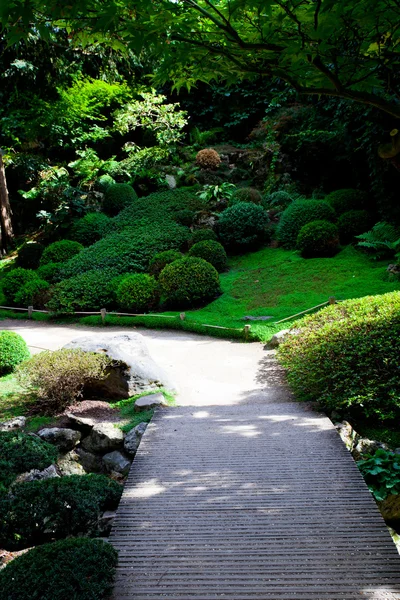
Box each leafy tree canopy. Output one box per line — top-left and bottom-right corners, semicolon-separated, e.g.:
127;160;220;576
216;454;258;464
1;1;400;118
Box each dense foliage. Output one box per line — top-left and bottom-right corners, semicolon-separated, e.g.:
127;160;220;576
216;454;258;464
2;268;39;304
0;538;118;600
188;229;217;247
149;250;183;278
159;257;221;308
325;189;367;215
40;240;84;266
277;200;336;248
0;431;58;492
0;474;122;549
116;274;159;312
278;292;400;421
0;331;30;375
218;202;269;249
36;262;63;284
356;222;400;259
71;213;112;246
338;210;372;244
17;349;112;412
189;240;228;272
14;277;50;308
230;187;262;205
47;269;119;312
357;449;400;502
296;220;340;258
103;183;138;216
16;242;44;269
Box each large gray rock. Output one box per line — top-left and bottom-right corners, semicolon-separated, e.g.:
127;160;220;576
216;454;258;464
269;329;300;348
64;333;174;399
124;422;148;456
66;412;95;432
57;450;86;476
352;437;389;461
81;423;124;454
16;464;59;484
103;451;131;475
0;416;26;431
134;393;167;412
76;448;104;473
38;428;81;452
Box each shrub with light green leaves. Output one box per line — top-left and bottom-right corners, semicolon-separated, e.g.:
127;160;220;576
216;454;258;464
71;213;112;246
116;274;159;312
159;257;220;308
277;200;336;248
278;291;400;421
0;331;30;375
189;240;228;272
0;474;122;549
0;538;118;600
149;250;183;278
296;220;339;258
325;188;367;215
103;183;138;216
16;349;112;412
2;268;39;304
14;278;50;308
40;240;83;266
218;202;269;249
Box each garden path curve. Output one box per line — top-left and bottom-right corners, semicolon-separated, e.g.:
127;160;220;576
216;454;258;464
2;319;400;599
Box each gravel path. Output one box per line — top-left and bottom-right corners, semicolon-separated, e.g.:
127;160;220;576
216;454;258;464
0;319;292;406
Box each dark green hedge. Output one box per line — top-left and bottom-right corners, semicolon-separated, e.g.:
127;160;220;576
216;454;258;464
296;220;340;258
159;257;221;309
218;202;269;249
116;274;159;312
103;182;138;216
71;213;112;246
277;200;336;248
0;538;118;600
189;240;228;272
325;188;367;215
47;268;120;312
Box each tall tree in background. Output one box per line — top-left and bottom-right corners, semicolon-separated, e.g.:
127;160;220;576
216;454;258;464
0;149;14;254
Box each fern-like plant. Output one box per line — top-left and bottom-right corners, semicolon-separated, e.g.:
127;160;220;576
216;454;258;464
356;222;400;260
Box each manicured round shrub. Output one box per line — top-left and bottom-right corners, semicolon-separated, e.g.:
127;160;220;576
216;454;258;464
0;430;57;491
189;240;228;272
159;257;221;308
40;240;83;266
325;188;366;215
196;148;221;169
116;274;159;313
95;173;115;192
189;228;217;247
16;349;112;412
14;278;50;308
2;268;39;304
0;474;122;549
16;242;44;269
71;213;111;246
174;209;195;227
263;190;293;213
338;210;372;244
218;202;269;249
103;183;138;216
0;331;30;375
60;224;190;279
296;220;340;258
277;291;400;421
37;262;63;284
149;250;183;278
0;538;118;600
277;200;336;248
46;268;119;313
230;187;262;205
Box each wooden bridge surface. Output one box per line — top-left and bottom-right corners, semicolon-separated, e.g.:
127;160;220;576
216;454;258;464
110;403;400;599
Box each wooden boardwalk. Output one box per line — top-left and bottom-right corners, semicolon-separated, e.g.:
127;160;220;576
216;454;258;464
110;403;400;599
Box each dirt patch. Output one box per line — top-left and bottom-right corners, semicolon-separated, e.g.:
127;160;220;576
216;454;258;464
62;400;121;425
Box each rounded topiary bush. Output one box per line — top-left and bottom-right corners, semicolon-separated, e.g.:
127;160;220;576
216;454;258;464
296;220;340;258
16;242;44;269
0;538;118;600
116;274;159;313
189;240;228;273
218;202;269;249
95;173;115;192
277;291;400;421
0;474;122;549
230;187;262;205
47;269;119;313
159;257;220;308
277;200;336;248
14;278;50;308
103;183;138;216
189;229;217;248
0;331;30;375
263;191;293;214
2;268;39;304
174;209;195;227
196;148;221;169
338;210;372;244
37;262;63;284
40;240;83;266
149;250;183;278
0;430;57;491
325;188;366;215
71;213;111;246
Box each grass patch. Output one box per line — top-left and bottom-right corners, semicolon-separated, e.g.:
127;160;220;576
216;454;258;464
0;374;54;430
110;389;175;433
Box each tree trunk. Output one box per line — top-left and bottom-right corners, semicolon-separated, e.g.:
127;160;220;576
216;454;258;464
0;150;14;255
